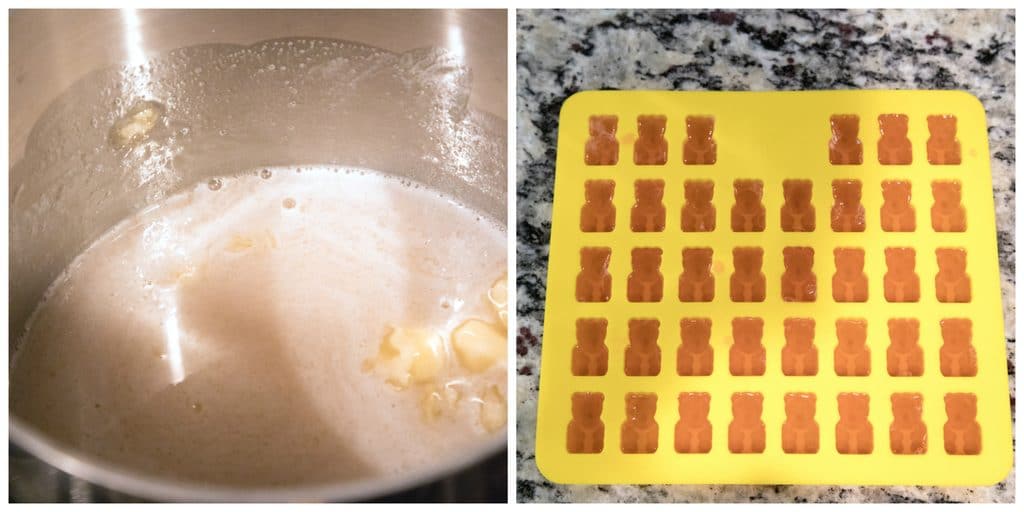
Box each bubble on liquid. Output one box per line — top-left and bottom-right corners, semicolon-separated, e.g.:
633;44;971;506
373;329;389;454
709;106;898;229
260;169;272;179
207;178;222;191
282;198;296;209
191;402;203;413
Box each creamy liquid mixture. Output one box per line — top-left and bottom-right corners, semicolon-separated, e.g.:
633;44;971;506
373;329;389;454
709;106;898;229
10;167;507;486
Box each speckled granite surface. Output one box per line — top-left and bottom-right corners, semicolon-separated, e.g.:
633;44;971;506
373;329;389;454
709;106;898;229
516;9;1015;503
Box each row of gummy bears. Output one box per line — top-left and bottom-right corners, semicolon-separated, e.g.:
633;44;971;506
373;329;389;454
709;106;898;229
584;114;961;166
567;391;980;456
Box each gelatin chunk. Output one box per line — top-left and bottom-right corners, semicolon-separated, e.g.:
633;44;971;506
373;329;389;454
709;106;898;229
683;115;717;165
887;318;923;377
730;317;765;376
829;114;863;165
935;248;971;302
731;180;766;232
679;248;715;302
451;319;506;373
831;179;866;232
634;115;668;165
927;114;961;165
782;393;819;454
584;115;619;166
880;180;916;232
109;100;165;149
421;384;461;422
478;385;507;433
681;180;716;232
572;318;609;376
631;180;666;232
370;327;445;389
730;247;765;302
837;393;873;454
832;248;868;302
729;392;765;454
781;247;817;302
877;114;912;165
931;180;967;232
488;274;508;327
628;248;663;303
621;393;659;454
780;180;815;232
884;248;920;302
625;319;661;377
944;393;981;455
835;318;871;376
675;392;712;453
782;318;818;376
940;318;977;377
678;318;713;376
567;392;605;453
890;393;927;454
576;247;612;302
580;180;616;232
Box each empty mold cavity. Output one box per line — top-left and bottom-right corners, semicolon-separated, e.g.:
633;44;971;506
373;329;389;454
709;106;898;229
678;318;714;376
831;179;866;232
783;393;819;454
884;248;920;302
833;248;868;302
782;318;818;376
927;115;961;165
621;393;659;454
585;115;619;166
567;392;605;453
681;180;716;232
634;115;668;165
890;393;927;455
944;393;981;455
829;114;863;165
627;248;663;302
675;392;712;453
625;319;661;376
683;115;717;165
931;180;967;232
887;318;923;377
580;180;616;232
936;248;971;302
730;317;766;376
837;393;874;454
878;114;913;165
732;179;766;232
729;392;766;454
679;248;715;302
940;318;977;377
731;247;766;302
576;247;612;302
835;319;871;376
881;180;916;232
782;247;817;302
572;318;609;376
781;179;815;232
631;180;666;232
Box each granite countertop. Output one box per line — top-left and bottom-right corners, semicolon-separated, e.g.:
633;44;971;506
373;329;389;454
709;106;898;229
516;9;1015;503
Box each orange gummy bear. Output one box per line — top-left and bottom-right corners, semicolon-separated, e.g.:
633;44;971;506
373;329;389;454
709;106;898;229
835;318;871;377
580;180;616;232
931;180;967;232
683;115;717;165
782;247;817;302
567;392;605;453
831;179;866;232
832;248;868;302
782;318;817;376
880;180;916;232
887;318;923;377
627;248;663;302
731;179;766;232
829;114;863;165
837;393;873;454
890;393;927;455
625;319;661;376
679;248;714;302
944;393;981;455
940;318;977;377
730;317;765;376
677;318;713;376
729;392;765;454
631;180;666;232
675;392;712;453
571;318;609;376
681;180;716;232
927;115;961;165
585;115;619;166
935;248;971;302
576;247;612;302
730;247;765;302
884;248;920;302
782;393;819;454
621;393;659;453
780;179;815;232
634;115;668;165
878;114;912;165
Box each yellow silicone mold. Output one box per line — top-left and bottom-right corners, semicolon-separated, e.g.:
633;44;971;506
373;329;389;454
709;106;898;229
536;90;1010;486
